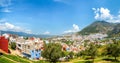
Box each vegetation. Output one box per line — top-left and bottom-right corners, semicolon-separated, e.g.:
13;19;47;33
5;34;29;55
1;39;120;63
69;52;74;59
74;60;93;63
78;21;120;38
0;54;50;63
42;43;63;63
10;42;16;50
105;39;120;61
0;56;16;63
32;60;49;63
77;43;97;63
78;21;115;35
24;37;28;40
86;43;97;61
108;23;120;37
65;40;74;45
73;39;120;63
4;54;30;63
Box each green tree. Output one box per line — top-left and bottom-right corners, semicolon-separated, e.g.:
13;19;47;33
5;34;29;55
62;51;69;57
69;52;74;59
42;43;63;63
10;42;16;50
86;43;97;62
77;43;97;63
24;37;28;40
77;50;86;57
106;43;120;61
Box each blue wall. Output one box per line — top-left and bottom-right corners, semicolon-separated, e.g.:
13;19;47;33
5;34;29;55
30;49;41;59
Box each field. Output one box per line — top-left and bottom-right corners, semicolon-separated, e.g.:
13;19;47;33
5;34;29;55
0;54;49;63
1;54;120;63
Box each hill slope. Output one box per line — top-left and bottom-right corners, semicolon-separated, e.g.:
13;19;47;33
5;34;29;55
108;23;120;37
78;21;115;35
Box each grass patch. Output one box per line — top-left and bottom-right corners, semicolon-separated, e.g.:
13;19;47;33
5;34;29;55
102;58;119;62
32;60;49;63
1;54;49;63
0;56;16;63
74;60;93;63
3;54;30;63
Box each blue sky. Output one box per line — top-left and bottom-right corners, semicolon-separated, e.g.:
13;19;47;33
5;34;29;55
0;0;120;35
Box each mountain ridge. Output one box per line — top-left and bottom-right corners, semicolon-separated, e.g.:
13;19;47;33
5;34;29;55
0;30;53;38
78;21;120;37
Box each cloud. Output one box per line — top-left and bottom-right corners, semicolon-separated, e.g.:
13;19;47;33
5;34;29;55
0;19;32;34
43;31;50;34
64;24;80;33
73;24;79;31
92;7;113;20
92;7;120;23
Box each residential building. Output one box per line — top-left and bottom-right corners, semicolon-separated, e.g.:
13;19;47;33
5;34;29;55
0;36;8;53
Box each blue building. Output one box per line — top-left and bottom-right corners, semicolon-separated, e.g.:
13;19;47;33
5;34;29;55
66;47;70;51
30;49;41;59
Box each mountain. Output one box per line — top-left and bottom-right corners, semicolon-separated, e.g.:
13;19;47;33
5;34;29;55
0;30;53;38
78;21;115;35
108;23;120;37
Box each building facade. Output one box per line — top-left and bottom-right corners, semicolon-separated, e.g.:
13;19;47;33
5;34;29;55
0;36;8;53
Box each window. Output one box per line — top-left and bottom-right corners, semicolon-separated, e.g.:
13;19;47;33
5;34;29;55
18;44;21;47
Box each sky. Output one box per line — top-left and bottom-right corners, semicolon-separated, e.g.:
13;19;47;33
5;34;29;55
0;0;120;35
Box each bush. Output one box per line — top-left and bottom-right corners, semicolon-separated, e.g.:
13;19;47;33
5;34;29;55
42;43;63;63
10;42;16;50
85;61;93;63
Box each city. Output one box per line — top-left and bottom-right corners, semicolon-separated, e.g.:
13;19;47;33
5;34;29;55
0;0;120;63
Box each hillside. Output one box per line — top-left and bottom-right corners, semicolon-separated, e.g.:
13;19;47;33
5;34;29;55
108;23;120;37
78;21;115;35
0;54;48;63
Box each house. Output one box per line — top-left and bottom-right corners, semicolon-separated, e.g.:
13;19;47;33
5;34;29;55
16;37;44;59
0;36;8;53
30;49;41;59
